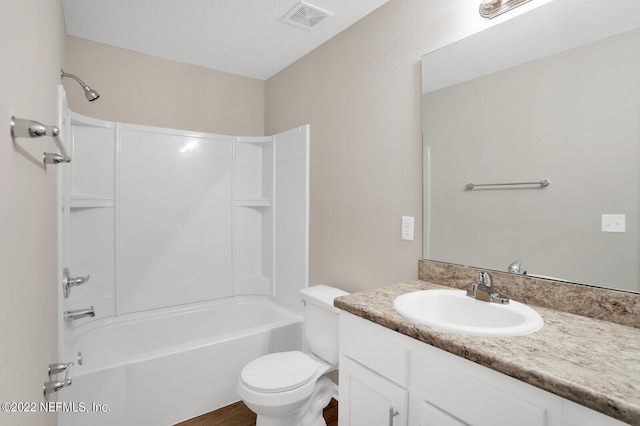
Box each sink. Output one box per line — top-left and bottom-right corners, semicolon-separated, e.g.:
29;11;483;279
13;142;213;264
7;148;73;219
393;289;543;337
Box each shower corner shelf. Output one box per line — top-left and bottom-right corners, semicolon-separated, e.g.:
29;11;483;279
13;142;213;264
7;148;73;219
70;196;115;209
235;136;272;145
235;198;272;207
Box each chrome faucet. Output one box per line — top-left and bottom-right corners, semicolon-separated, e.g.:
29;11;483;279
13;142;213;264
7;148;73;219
466;271;509;304
63;268;91;298
507;259;526;275
64;307;95;321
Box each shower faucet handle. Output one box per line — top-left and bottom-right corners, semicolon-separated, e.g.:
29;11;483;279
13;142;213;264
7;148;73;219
63;268;91;298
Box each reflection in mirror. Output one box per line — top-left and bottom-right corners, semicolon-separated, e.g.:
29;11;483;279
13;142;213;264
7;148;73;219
421;0;640;292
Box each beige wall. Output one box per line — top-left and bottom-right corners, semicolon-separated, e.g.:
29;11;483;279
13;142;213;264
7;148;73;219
264;0;525;293
265;0;432;293
264;0;552;294
0;0;65;425
64;36;265;136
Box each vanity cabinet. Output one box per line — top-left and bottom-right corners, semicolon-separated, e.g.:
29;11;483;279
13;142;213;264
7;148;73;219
340;356;408;426
340;313;411;425
418;337;562;426
338;312;628;426
562;400;628;426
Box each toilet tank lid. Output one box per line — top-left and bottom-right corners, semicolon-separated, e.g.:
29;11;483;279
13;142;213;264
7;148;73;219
300;285;349;308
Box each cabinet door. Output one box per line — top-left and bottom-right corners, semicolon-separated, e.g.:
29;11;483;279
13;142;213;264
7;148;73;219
340;356;408;426
562;399;628;426
422;355;554;426
420;402;467;426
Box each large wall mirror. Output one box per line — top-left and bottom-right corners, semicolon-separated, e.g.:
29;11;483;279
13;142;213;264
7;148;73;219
422;0;640;293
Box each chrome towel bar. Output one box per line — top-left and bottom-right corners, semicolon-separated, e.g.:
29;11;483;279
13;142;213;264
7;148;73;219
465;179;549;190
44;362;73;396
10;116;71;165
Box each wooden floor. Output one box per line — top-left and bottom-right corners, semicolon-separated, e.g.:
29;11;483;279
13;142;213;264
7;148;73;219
174;398;338;426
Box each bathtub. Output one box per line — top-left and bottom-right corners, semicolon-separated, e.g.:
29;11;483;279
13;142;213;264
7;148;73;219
59;296;302;426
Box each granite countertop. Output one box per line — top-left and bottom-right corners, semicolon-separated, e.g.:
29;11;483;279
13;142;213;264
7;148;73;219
334;280;640;425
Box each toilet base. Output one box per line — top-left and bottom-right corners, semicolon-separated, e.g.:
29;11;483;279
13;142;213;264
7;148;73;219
255;376;334;426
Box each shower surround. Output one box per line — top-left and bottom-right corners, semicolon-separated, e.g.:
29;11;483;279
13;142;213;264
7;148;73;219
58;109;309;424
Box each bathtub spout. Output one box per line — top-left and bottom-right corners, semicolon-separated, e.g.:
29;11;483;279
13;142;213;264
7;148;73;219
64;306;95;321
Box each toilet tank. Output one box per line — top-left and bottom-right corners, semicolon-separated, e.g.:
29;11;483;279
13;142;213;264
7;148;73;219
300;285;349;365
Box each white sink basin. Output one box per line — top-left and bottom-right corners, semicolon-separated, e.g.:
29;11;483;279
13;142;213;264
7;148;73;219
393;289;543;337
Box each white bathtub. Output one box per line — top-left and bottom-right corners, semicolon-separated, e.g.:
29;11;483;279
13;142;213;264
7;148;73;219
59;296;302;426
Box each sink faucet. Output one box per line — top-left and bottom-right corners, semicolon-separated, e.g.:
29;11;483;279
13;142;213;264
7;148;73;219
466;271;509;304
64;307;95;321
507;259;526;275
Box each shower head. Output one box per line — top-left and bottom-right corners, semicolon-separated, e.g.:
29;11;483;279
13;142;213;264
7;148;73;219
60;69;100;102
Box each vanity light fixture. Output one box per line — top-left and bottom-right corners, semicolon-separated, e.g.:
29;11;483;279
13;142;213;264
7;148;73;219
479;0;533;19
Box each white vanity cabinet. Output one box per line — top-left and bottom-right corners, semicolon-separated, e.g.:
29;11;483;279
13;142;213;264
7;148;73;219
339;311;411;425
562;400;629;426
340;356;408;426
338;312;628;426
418;336;562;426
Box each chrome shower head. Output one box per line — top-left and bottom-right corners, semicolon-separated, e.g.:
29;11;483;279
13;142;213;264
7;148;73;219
61;69;100;102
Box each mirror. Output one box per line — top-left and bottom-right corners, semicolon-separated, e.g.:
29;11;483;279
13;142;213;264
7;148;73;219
421;0;640;293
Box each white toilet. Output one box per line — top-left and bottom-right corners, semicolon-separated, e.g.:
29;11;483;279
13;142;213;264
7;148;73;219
237;285;349;426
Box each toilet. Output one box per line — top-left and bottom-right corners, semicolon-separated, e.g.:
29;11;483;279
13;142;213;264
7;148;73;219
237;285;349;426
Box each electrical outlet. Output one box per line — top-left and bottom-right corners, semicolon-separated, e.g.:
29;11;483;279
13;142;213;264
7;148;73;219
402;216;414;241
601;214;625;233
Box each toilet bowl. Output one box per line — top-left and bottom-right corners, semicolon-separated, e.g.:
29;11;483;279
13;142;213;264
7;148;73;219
237;285;348;426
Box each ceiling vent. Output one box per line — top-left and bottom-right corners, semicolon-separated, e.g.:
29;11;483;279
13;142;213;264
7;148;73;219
282;1;333;30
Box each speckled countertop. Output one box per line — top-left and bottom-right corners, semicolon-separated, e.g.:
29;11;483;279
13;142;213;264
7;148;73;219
334;280;640;425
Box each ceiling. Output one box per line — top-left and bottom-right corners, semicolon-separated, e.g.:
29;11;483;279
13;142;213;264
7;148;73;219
62;0;390;81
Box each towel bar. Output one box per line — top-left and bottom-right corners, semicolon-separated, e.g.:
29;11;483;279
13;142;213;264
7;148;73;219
465;180;549;190
10;116;71;165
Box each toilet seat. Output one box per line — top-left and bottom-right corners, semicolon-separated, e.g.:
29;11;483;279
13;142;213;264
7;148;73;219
240;351;319;393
